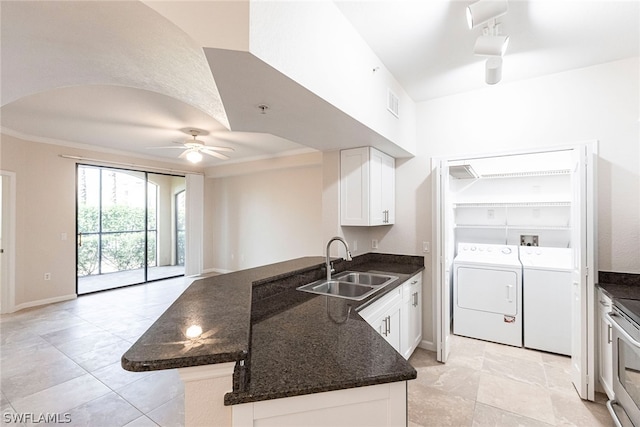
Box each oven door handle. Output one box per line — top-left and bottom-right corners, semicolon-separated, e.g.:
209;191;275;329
606;400;624;427
606;312;640;350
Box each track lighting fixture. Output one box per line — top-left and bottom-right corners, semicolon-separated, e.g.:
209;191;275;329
474;34;509;57
466;0;508;29
467;0;509;85
485;57;503;85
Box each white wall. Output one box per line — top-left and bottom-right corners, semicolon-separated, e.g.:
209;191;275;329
249;0;416;156
206;153;324;272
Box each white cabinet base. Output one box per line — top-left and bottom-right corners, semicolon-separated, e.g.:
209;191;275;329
178;364;408;427
232;381;407;427
178;362;235;427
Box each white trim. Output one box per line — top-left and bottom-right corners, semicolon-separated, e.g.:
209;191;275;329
178;362;236;382
418;339;436;352
432;141;598;400
60;155;201;176
201;267;235;275
13;294;77;313
0;171;16;314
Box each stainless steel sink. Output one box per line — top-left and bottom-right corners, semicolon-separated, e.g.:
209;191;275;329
333;271;397;287
296;271;398;301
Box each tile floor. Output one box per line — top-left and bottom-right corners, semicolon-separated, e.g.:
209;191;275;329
1;277;615;427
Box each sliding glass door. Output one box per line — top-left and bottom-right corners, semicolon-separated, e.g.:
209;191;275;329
77;165;185;294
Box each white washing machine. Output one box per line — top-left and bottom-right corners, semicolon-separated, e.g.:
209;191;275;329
453;243;523;347
520;246;572;355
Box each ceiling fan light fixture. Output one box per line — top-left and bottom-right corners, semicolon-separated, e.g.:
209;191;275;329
474;34;509;56
466;0;508;29
186;150;203;163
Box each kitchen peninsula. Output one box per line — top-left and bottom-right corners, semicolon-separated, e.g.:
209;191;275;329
122;253;423;426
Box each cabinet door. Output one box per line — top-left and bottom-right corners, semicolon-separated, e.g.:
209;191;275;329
401;273;422;359
598;290;614;399
340;148;369;226
370;148;395;225
381;153;395;225
370;149;385;225
360;288;402;353
378;303;401;352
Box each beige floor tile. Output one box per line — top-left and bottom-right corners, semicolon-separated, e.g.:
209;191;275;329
146;395;185;427
124;416;160;427
408;380;475;427
482;350;547;387
11;374;111;415
408;347;440;369
65;392;143;427
550;390;615;427
117;370;184;414
472;402;554;427
485;341;544;364
477;372;555;425
414;363;481;401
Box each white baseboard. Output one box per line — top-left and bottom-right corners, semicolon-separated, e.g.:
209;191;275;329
418;339;436;352
11;293;77;313
201;267;235;275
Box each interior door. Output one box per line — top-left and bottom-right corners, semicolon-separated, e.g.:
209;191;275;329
435;159;451;363
570;144;596;400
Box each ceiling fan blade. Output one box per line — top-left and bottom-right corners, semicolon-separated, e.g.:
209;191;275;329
203;146;234;152
200;148;229;160
178;150;189;159
147;146;186;150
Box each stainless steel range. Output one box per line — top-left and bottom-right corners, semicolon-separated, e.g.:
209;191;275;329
606;298;640;426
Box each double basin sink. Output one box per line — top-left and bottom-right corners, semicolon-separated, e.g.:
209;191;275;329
297;271;398;301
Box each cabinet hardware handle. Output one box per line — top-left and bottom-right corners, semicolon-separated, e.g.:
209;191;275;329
382;317;388;336
506;284;513;302
411;280;418;285
386;316;391;335
78;232;82;247
413;292;418;307
599;300;611;307
608;323;612;344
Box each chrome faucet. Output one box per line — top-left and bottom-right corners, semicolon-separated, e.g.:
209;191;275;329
326;236;352;281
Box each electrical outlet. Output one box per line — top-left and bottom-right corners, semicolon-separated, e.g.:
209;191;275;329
487;209;495;219
44;273;51;281
352;240;358;251
423;241;430;253
372;239;379;249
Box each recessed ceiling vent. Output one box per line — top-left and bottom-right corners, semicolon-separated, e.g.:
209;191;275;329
449;164;479;179
387;89;399;118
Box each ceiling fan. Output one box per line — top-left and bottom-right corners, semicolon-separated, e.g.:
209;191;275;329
149;130;234;163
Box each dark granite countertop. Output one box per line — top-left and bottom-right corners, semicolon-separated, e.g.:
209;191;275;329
122;253;424;405
598;271;640;301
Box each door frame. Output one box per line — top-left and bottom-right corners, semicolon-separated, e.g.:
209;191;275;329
432;141;597;400
0;171;17;314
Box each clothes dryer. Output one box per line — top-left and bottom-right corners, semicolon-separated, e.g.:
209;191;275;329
520;246;572;355
453;243;523;347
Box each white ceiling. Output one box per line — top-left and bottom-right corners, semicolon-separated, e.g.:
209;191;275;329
1;1;638;166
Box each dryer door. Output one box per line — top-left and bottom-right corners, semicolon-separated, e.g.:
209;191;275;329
456;267;518;316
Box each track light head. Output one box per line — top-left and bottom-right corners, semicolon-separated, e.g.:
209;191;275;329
466;0;508;29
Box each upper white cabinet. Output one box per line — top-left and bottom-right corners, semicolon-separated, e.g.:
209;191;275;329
341;147;395;226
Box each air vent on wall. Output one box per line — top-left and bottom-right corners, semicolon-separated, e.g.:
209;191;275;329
387;89;399;118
